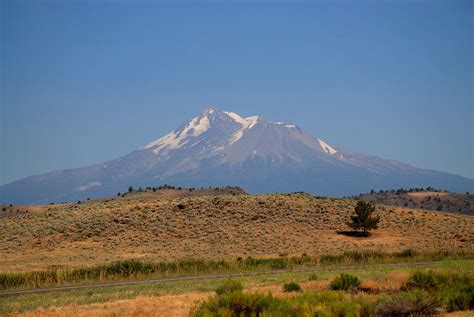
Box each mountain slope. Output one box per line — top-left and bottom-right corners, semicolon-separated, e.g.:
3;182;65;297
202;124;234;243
1;108;473;204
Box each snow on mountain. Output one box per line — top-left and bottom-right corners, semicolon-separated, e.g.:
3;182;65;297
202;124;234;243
318;138;338;155
1;107;473;204
224;111;259;144
143;110;211;153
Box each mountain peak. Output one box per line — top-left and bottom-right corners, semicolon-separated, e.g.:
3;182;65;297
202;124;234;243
223;111;259;124
143;109;309;154
201;107;219;115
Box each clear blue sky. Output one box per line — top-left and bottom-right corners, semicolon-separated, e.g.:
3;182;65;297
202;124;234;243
1;0;473;185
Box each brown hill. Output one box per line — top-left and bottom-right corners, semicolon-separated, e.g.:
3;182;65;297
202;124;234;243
354;188;473;215
0;186;246;219
0;193;472;271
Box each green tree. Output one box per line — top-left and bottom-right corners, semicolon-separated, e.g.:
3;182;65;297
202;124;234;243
128;186;133;193
349;201;380;235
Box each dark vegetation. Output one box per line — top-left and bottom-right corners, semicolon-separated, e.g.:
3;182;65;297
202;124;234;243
330;273;361;291
354;187;474;215
190;270;474;316
215;279;244;296
347;201;380;236
283;282;302;292
403;270;474;312
123;184;246;197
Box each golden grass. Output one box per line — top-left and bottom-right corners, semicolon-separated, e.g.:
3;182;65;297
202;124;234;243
14;280;327;317
445;311;474;317
407;191;450;198
8;280;344;316
1;193;473;271
15;293;212;317
360;270;410;293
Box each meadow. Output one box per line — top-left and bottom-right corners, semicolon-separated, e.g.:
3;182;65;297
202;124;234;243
1;258;472;316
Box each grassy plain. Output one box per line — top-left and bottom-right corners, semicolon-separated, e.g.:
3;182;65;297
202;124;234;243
1;258;472;316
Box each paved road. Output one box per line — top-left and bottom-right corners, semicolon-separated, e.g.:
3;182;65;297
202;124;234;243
0;261;444;297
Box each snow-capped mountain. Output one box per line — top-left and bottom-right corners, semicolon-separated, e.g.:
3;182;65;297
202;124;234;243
1;108;473;204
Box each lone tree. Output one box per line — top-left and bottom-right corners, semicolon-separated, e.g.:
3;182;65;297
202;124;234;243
349;201;380;236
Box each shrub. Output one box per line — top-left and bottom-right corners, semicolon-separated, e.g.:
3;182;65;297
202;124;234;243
330;273;361;291
190;292;283;317
376;291;440;316
308;273;319;281
446;280;474;312
215;279;243;296
283;282;302;292
191;290;374;317
405;271;438;290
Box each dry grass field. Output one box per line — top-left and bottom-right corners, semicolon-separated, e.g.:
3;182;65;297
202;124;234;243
8;263;474;317
16;297;474;317
17;293;212;317
1;191;472;272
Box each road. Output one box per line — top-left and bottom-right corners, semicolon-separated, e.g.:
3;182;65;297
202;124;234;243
0;260;444;297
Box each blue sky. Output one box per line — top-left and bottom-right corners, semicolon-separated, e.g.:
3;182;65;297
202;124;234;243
1;0;473;185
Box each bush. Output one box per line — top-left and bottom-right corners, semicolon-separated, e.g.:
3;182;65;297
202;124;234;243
283;282;302;292
376;290;440;316
215;279;243;296
190;292;286;317
308;273;319;281
191;290;375;317
446;280;474;312
405;271;438;290
330;273;361;291
403;271;474;312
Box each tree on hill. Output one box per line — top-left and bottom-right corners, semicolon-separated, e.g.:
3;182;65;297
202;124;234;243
349;201;380;236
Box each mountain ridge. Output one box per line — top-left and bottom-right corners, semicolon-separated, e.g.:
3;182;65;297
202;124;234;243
1;107;473;204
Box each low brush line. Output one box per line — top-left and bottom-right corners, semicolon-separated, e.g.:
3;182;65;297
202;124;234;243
0;260;446;297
